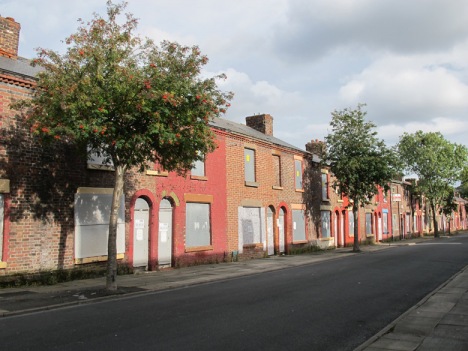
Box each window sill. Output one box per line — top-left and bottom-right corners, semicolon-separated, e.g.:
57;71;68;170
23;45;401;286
295;189;304;193
292;240;308;244
87;164;115;171
75;253;124;265
243;243;263;249
366;234;375;238
146;170;169;177
272;186;283;190
190;175;208;181
337;200;344;203
319;237;333;241
245;181;259;188
0;261;7;269
185;245;213;253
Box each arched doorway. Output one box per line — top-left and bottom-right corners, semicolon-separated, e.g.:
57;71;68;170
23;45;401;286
278;208;286;254
267;206;275;256
377;212;382;241
341;210;346;247
334;210;339;247
158;198;173;267
133;197;150;269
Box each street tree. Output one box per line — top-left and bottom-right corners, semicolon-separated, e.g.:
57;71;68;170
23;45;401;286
13;1;233;290
324;104;399;252
439;189;458;235
398;131;467;237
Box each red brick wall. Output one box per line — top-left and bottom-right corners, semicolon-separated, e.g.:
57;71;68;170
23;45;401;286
127;129;228;268
225;130;312;258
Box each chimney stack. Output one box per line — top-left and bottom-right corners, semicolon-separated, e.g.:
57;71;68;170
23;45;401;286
0;16;21;59
245;114;274;136
306;139;325;157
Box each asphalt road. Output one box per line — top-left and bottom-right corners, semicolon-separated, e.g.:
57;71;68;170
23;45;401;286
1;235;468;351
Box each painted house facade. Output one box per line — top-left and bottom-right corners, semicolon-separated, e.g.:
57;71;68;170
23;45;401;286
214;115;316;259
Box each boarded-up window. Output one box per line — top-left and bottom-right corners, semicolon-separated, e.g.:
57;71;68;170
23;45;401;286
383;211;389;234
87;146;114;171
191;157;205;177
366;213;372;235
321;173;328;200
322;173;329;200
74;189;125;259
295;160;303;189
293;209;306;241
244;149;256;182
273;155;281;187
0;194;3;261
321;211;330;238
240;207;262;245
186;203;211;247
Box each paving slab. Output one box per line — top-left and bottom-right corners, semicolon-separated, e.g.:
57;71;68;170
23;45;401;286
416;337;468;351
369;335;421;351
432;324;468;341
440;312;468;326
393;316;440;336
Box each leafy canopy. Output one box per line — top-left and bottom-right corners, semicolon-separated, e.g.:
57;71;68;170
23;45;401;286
13;0;233;290
324;104;399;208
398;131;467;205
18;0;233;173
398;131;467;235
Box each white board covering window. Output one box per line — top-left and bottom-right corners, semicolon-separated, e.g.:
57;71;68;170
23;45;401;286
295;160;303;189
191;154;205;177
293;209;306;241
321;211;330;238
244;149;256;182
186;203;211;247
365;213;372;235
87;146;114;171
321;173;328;200
74;188;125;259
238;207;266;252
383;210;389;234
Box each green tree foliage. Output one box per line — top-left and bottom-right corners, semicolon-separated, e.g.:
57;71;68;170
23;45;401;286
439;189;458;235
459;168;468;204
398;131;467;237
14;1;232;290
324;104;399;252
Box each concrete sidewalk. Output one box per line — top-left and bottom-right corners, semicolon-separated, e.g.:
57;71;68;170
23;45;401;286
1;235;467;351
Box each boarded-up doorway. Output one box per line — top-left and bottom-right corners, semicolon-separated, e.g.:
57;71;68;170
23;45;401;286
158;198;173;267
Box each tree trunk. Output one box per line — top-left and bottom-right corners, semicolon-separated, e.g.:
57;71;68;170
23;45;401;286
353;204;360;252
106;164;127;291
430;200;439;238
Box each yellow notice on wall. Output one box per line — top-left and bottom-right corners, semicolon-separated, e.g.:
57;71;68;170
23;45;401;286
246;154;250;162
296;170;300;177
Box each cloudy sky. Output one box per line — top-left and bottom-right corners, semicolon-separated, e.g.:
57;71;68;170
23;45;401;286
2;0;468;150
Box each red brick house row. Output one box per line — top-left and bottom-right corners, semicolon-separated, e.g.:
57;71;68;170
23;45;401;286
1;17;466;277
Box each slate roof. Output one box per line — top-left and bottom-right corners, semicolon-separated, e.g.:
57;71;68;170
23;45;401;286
0;55;43;79
210;117;307;154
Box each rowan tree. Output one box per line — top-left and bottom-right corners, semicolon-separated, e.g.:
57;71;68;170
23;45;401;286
324;104;399;252
14;1;233;290
398;131;467;237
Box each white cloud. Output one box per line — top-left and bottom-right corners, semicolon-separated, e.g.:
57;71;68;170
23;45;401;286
3;0;468;150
